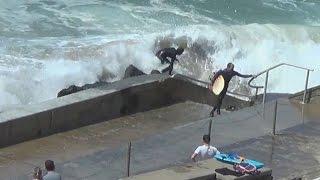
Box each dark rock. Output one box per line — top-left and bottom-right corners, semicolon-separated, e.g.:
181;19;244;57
123;65;146;79
150;70;161;74
57;82;109;97
58;64;146;98
57;85;84;97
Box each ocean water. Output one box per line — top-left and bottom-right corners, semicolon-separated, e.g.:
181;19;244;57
0;0;320;110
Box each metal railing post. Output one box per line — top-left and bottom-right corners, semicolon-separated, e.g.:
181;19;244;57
248;63;313;106
126;141;132;177
272;100;278;135
262;71;269;117
208;119;212;138
302;70;310;104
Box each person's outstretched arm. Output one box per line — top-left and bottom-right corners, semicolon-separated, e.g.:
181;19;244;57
234;71;253;78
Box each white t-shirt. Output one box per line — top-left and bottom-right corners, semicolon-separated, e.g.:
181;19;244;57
194;144;220;159
43;171;61;180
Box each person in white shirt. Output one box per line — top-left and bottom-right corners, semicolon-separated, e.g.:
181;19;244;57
43;160;61;180
191;135;220;162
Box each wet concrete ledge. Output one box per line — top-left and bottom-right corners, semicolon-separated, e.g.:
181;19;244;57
0;74;251;148
290;84;320;104
122;159;272;180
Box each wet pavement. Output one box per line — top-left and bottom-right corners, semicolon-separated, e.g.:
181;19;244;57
223;121;320;179
0;99;319;179
221;100;320;179
0;101;213;180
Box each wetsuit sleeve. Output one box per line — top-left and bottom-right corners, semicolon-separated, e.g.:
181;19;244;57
172;56;177;63
234;71;253;78
156;49;171;64
164;57;171;64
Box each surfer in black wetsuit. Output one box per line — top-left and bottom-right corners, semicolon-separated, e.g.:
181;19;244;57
156;47;184;75
210;63;253;117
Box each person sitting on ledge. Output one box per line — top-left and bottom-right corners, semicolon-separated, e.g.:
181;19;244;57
191;134;220;162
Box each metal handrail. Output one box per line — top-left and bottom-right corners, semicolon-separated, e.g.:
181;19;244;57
248;63;313;89
248;63;314;117
171;74;252;100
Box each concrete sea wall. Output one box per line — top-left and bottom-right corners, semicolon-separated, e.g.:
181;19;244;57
0;74;251;147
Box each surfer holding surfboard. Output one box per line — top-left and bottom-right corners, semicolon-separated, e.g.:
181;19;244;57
209;63;254;117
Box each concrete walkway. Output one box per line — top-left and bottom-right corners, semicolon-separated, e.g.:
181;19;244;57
0;102;212;180
222;101;320;179
0;98;319;179
120;98;320;180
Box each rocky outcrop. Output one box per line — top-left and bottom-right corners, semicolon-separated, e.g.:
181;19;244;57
58;65;162;97
123;64;161;77
123;65;146;79
150;70;161;74
57;85;84;97
57;82;109;97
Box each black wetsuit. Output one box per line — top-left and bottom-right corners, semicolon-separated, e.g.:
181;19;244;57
156;48;179;75
210;68;252;116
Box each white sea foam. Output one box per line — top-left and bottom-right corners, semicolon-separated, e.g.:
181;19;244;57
0;1;320;110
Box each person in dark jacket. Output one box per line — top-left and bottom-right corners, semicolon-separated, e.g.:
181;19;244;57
210;63;253;117
156;47;184;75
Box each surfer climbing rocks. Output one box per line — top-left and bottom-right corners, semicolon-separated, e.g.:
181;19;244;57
156;47;184;75
210;63;254;117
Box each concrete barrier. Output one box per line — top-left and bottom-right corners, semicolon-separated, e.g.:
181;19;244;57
0;74;251;147
122;159;272;180
289;85;320;104
170;75;252;110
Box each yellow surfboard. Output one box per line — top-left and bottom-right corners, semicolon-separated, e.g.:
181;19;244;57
211;75;225;95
